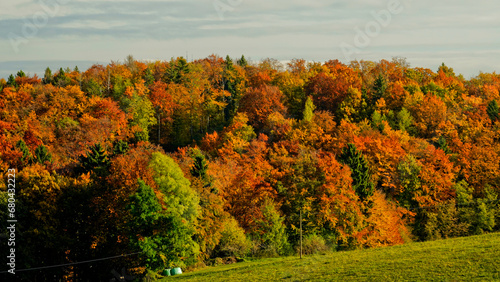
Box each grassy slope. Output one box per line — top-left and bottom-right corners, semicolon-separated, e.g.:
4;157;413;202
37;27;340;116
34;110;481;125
164;232;500;281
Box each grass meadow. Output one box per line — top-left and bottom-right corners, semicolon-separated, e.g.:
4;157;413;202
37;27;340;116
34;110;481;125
163;232;500;281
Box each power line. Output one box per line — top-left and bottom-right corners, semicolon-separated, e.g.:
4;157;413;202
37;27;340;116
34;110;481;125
0;251;143;274
1;199;498;274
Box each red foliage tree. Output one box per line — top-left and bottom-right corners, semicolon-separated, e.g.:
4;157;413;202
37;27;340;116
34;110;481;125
239;85;287;129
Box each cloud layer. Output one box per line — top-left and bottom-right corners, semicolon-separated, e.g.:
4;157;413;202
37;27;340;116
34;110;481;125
1;0;499;78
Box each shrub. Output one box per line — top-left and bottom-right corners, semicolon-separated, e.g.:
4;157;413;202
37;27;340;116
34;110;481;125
215;217;250;258
296;233;331;255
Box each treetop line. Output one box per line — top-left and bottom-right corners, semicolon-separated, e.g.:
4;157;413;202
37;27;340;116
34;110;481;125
1;55;499;281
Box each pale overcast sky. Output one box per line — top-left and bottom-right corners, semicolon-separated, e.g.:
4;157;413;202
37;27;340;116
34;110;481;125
1;0;499;79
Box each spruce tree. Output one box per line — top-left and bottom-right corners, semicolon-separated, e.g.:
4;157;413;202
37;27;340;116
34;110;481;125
372;74;387;104
167;57;190;84
42;67;53;84
16;140;32;165
57;67;65;78
339;143;374;202
34;144;52;164
487;100;499;122
143;67;154;86
223;55;243;125
113;140;129;155
190;152;208;180
237;55;248;67
435;136;451;154
7;74;17;87
79;143;110;177
54;67;70;87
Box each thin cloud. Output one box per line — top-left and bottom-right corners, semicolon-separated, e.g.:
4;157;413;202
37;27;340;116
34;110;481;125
0;0;498;78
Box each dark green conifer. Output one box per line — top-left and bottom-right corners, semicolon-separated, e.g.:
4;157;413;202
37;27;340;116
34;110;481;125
144;67;154;86
237;55;248;67
42;67;53;84
339;143;374;202
34;144;52;164
223;55;243;125
435;136;451;154
167;57;190;84
190;153;208;180
113;140;129;155
16;139;32;165
7;74;17;87
372;74;387;103
79;143;110;177
487;100;499;122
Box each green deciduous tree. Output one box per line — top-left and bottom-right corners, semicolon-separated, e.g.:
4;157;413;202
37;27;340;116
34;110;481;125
454;181;497;235
303;96;315;122
459;182;497;234
252;199;290;256
397;155;421;209
127;152;203;272
214;217;250;258
149;152;200;224
371;110;386;131
338;87;368;123
129;93;157;142
128;180;199;270
397;107;413;132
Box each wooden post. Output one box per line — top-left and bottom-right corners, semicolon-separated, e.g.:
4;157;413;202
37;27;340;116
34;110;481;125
300;209;303;259
158;111;161;144
107;68;110;92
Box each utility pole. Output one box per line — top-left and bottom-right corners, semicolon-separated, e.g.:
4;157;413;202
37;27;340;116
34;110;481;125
300;209;303;259
107;68;110;92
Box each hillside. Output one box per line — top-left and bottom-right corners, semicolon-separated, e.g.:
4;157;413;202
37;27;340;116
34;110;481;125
168;232;500;281
1;57;500;280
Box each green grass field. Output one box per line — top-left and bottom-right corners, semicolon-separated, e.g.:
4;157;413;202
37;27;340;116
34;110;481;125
163;232;500;281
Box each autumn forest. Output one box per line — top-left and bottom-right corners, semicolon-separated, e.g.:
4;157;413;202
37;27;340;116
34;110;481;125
1;55;500;280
